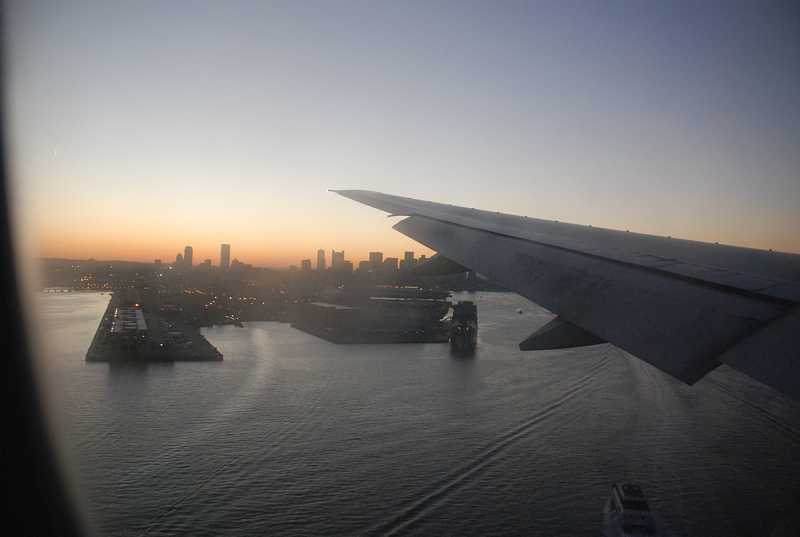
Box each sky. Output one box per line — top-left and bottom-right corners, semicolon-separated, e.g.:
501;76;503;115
4;0;800;267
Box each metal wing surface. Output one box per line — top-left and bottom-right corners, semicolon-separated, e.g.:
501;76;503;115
334;189;800;400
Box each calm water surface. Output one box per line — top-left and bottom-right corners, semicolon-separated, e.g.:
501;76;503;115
38;292;800;536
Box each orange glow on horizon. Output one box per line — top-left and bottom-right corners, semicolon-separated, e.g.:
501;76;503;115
32;202;800;267
33;217;435;268
35;237;435;268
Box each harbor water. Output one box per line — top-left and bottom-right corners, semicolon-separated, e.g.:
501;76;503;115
37;291;800;536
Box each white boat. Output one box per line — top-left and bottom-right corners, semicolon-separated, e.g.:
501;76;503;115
602;483;659;536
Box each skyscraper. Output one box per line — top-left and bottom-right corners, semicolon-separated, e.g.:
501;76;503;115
400;251;415;271
331;250;345;271
175;253;183;266
383;257;399;272
301;259;312;271
369;251;383;269
220;243;231;270
316;249;326;271
184;245;193;268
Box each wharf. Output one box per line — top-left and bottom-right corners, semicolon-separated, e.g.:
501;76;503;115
291;320;449;344
290;300;450;344
85;292;222;362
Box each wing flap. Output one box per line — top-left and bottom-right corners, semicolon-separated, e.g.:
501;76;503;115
719;309;800;400
519;317;605;351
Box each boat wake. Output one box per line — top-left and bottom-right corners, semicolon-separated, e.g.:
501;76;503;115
365;350;613;536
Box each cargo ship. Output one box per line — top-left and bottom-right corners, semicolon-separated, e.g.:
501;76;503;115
449;301;477;353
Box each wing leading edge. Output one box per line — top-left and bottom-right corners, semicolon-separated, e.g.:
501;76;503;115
334;189;800;400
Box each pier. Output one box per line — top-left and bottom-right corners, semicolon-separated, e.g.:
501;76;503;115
290;291;451;344
86;290;222;362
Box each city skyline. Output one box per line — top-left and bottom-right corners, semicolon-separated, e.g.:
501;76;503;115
56;240;430;271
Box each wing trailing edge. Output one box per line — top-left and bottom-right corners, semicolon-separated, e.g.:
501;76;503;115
519;317;606;351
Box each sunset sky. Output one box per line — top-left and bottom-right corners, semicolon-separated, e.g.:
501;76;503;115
5;1;799;267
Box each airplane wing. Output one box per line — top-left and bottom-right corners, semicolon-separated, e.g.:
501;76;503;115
333;189;800;400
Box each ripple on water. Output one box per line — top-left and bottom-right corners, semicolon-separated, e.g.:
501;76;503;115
37;291;800;537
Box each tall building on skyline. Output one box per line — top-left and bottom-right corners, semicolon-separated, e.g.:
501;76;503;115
220;243;231;271
316;249;326;271
369;251;383;270
175;253;183;266
184;245;193;268
331;250;345;271
301;259;311;271
400;251;415;271
383;257;399;272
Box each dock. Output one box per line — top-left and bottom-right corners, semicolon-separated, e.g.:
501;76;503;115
86;290;222;362
290;299;450;344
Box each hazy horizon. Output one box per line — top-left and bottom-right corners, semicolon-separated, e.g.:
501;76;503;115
36;241;434;270
5;1;799;265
